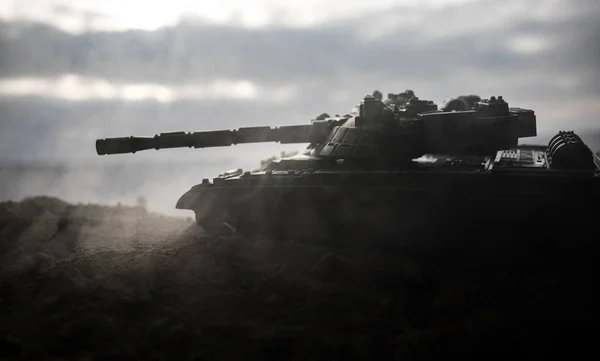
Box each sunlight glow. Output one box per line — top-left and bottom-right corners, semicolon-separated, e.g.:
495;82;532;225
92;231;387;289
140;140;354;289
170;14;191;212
506;35;553;55
0;75;298;103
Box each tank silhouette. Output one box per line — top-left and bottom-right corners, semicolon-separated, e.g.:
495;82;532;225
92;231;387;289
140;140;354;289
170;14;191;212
96;91;600;243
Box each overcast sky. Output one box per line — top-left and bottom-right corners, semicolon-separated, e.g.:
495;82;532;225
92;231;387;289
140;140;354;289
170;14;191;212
1;0;599;212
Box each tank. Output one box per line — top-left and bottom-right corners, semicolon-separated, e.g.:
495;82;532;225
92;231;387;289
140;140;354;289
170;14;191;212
96;91;600;246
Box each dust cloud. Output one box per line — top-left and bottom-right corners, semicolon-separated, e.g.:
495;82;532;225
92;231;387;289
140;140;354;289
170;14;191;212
0;196;192;274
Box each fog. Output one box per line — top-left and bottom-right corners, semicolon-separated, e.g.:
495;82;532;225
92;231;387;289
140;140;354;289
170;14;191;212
1;0;599;215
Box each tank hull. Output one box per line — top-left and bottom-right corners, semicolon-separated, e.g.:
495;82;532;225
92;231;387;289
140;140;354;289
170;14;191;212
177;152;599;252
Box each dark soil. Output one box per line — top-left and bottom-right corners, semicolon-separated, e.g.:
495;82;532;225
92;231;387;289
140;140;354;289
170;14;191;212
0;196;594;360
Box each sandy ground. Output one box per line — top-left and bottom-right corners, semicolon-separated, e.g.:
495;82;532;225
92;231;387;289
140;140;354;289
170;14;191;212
0;196;595;360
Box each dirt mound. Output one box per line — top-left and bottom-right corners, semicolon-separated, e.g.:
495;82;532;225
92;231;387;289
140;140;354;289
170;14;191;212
0;196;191;275
0;197;594;360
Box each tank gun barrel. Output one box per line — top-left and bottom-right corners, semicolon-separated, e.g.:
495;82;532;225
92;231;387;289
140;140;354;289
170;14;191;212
96;123;330;155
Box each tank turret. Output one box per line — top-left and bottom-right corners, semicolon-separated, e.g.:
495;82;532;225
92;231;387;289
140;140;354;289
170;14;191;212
96;93;537;163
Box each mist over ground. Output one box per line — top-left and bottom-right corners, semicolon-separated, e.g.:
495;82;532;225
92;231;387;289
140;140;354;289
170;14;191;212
1;0;599;214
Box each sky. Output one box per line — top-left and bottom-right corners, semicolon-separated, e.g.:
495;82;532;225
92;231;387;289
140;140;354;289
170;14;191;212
0;0;599;213
1;0;483;32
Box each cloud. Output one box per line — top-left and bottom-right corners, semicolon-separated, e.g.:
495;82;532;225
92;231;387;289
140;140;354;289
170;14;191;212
0;75;299;103
1;0;484;32
2;0;599;126
0;0;598;109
